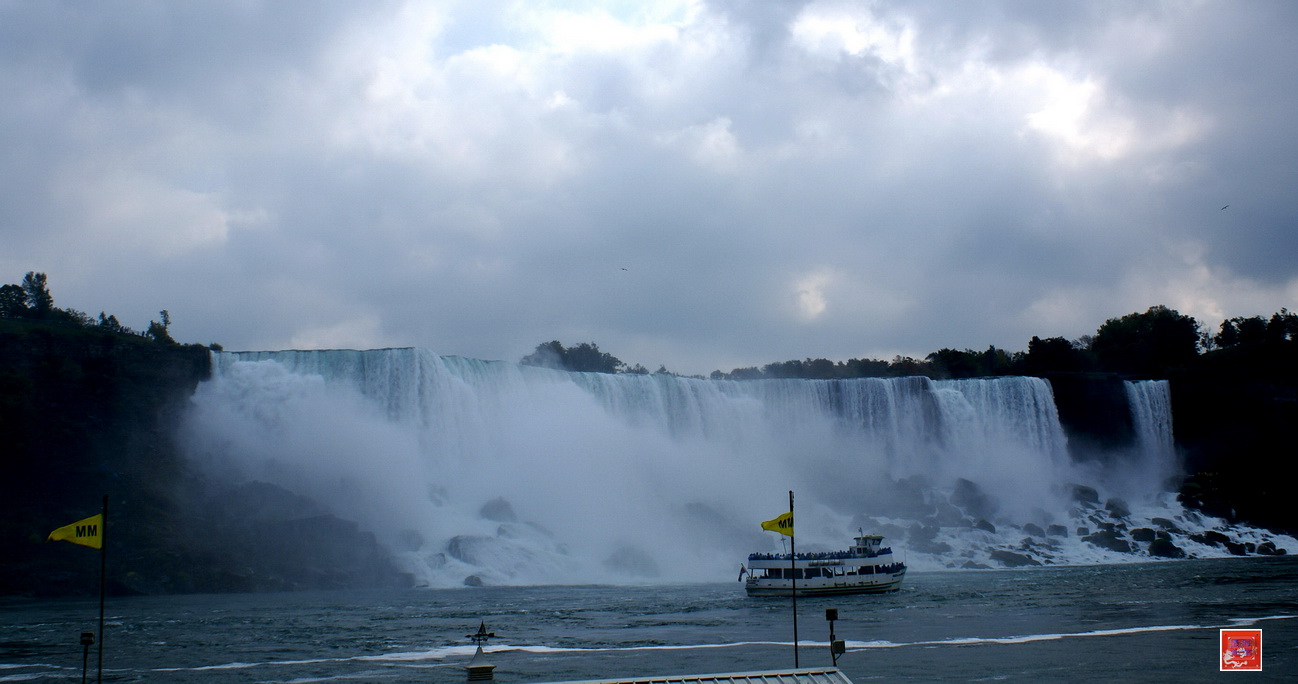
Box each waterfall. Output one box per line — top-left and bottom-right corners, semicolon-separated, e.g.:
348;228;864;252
182;349;1191;585
1123;379;1178;493
1126;380;1174;457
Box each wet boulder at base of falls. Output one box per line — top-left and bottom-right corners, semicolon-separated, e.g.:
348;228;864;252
951;478;996;520
1256;541;1288;556
1130;527;1157;542
935;502;965;526
1071;484;1101;506
261;514;413;591
1189;530;1230;547
1105;498;1131;519
170;482;415;593
1047;524;1069;537
912;539;954;554
495;521;557;541
1148;538;1186;558
1082;529;1134;553
1022;523;1046;537
446;535;503;565
1151;517;1183;533
907;519;952;553
990;550;1042;567
908;522;939;543
479;497;519;523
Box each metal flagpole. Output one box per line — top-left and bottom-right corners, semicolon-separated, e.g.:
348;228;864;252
789;490;798;668
97;495;106;684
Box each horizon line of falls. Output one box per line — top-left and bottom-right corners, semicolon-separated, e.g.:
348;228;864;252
183;349;1195;586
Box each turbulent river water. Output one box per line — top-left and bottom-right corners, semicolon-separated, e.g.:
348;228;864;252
3;556;1295;682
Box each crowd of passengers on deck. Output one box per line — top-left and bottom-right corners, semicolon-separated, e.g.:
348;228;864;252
747;548;893;562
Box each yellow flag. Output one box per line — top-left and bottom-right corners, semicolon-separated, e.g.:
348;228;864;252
760;511;794;537
47;514;103;549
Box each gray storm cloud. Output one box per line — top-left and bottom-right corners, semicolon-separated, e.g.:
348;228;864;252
2;0;1295;373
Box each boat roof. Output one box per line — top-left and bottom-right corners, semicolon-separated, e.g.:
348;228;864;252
541;667;855;684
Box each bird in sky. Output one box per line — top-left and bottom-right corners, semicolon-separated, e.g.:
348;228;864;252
1221;205;1230;210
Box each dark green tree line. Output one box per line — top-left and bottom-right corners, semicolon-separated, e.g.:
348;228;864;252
527;304;1289;382
1214;308;1298;348
1;271;180;345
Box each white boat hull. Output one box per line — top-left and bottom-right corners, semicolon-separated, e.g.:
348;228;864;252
745;568;905;597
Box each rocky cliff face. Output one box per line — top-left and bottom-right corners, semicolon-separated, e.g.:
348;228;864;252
0;321;412;596
1045;367;1297;537
1043;373;1136;454
1169;348;1298;536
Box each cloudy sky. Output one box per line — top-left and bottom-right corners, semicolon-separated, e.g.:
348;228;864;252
3;1;1295;375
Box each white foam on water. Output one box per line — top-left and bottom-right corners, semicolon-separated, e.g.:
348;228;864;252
843;613;1297;650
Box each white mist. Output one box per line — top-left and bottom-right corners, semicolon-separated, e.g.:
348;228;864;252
181;349;1196;586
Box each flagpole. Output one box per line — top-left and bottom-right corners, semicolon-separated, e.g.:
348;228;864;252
97;494;106;684
789;490;798;668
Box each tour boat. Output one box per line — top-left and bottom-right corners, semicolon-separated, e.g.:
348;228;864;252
743;534;906;596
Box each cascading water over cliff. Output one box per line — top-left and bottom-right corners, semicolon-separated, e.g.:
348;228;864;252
180;348;1286;586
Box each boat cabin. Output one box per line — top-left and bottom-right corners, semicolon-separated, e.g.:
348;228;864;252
850;535;884;557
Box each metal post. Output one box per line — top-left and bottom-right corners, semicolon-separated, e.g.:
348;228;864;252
826;609;845;667
80;632;94;684
97;495;107;684
789;490;798;668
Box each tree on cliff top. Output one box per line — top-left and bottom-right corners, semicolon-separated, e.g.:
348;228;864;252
146;310;176;345
1214;308;1298;348
521;340;625;373
0;284;25;318
1;272;195;346
21;272;54;317
1091;305;1201;377
2;272;53;319
1024;336;1095;375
